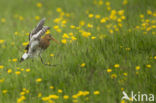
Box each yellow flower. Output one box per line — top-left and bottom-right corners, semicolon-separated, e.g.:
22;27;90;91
118;10;124;15
117;18;122;22
26;90;29;94
19;16;24;21
107;7;111;11
140;14;144;18
36;78;42;82
87;23;93;28
107;68;112;73
0;40;5;44
73;100;78;103
35;16;40;20
48;100;54;103
62;20;67;24
2;90;7;94
129;97;133;101
50;54;54;57
146;64;151;68
153;13;156;17
121;100;126;103
72;95;78;99
54;18;61;23
38;93;42;98
136;71;139;75
60;12;64;16
22;88;26;91
114;64;120;68
20;92;25;95
56;29;62;33
25;32;29;36
70;25;75;29
121;16;126;20
26;68;31;72
83;91;89;96
125;48;130;51
0;65;4;69
118;23;123;27
123;0;128;5
1;18;6;23
58;89;62;93
36;2;42;8
49;95;59;99
17;67;20;70
63;95;69;99
91;36;96;39
81;32;91;37
154;56;156;59
94;91;100;95
12;58;17;62
71;36;77;40
136;66;140;70
121;88;124;91
8;69;12;74
100;18;106;23
147;10;152;15
79;21;85;26
95;14;100;19
61;39;67;44
105;2;110;6
15;71;21;75
0;79;4;83
22;42;29;46
56;8;62;12
80;63;85;67
49;86;54;89
88;14;94;18
62;33;69;38
14;32;18;35
123;73;128;76
42;97;50;101
111;74;117;79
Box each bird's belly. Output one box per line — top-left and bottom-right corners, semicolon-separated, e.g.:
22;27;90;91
30;48;41;57
28;40;41;57
30;40;39;49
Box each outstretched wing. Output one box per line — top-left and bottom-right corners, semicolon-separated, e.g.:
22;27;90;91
29;18;46;41
30;26;50;41
25;18;47;52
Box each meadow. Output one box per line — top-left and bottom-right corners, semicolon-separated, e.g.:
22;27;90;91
0;0;156;103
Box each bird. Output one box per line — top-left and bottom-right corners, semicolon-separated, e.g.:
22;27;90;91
20;18;58;65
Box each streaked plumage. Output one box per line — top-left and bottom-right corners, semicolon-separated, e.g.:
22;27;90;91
20;18;58;64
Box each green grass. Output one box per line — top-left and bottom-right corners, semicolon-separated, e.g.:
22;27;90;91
0;0;156;103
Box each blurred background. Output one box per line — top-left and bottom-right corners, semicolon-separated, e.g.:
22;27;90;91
0;0;155;103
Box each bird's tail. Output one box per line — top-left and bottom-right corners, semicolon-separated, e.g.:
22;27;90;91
20;53;29;62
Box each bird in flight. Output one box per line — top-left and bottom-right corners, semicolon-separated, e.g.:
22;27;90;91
20;18;58;65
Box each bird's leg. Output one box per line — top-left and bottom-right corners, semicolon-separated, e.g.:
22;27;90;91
40;55;45;65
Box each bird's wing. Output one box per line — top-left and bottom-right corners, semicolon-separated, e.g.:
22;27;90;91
25;18;47;52
30;26;50;42
25;26;50;52
29;18;46;41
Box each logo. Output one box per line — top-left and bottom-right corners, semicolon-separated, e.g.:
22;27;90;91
121;91;154;102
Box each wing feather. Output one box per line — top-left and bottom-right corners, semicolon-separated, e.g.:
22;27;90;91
29;18;46;41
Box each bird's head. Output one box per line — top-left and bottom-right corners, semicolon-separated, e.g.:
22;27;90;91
44;34;59;43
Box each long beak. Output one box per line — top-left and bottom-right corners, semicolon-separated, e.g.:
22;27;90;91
51;37;59;44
